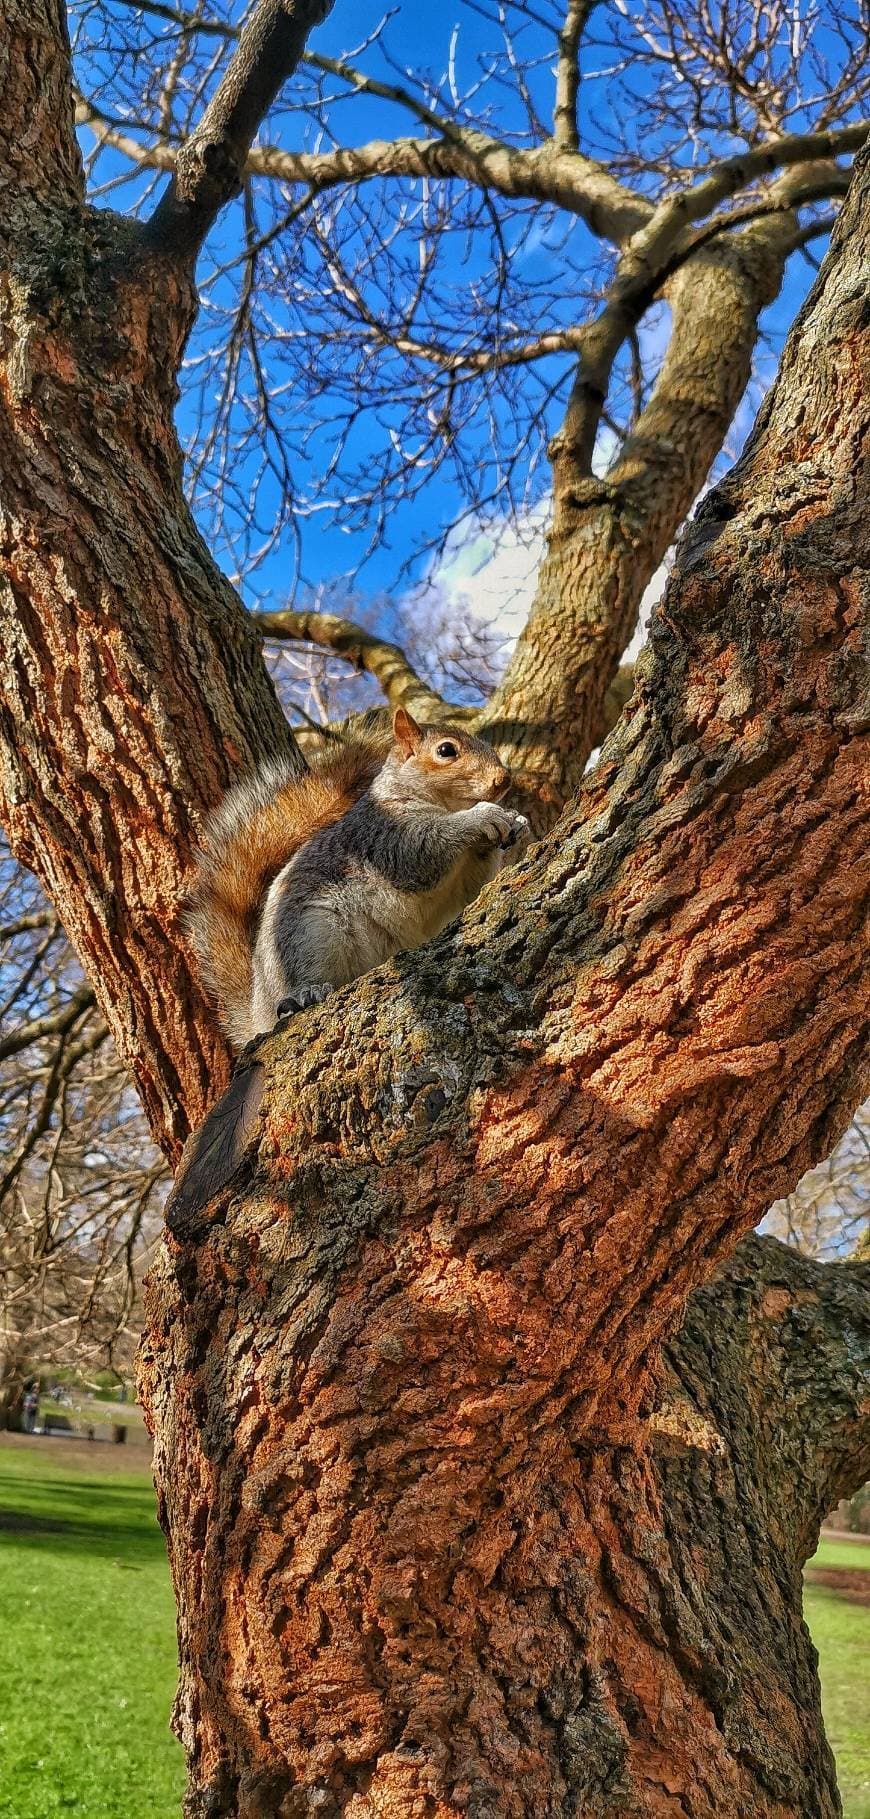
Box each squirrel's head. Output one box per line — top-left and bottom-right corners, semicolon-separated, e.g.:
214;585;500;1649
382;707;510;810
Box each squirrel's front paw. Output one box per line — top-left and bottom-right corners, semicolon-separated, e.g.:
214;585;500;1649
507;812;532;854
276;983;333;1019
471;804;531;851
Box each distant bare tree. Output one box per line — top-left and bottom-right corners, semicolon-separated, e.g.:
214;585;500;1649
765;1103;870;1259
0;844;165;1414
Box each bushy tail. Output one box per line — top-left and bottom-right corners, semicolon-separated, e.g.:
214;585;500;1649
186;740;387;1049
186;759;302;1049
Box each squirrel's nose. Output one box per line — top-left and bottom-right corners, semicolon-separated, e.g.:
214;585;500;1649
491;772;509;799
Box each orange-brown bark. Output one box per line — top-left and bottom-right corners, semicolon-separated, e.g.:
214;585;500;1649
140;147;870;1816
1;9;868;1814
0;2;300;1160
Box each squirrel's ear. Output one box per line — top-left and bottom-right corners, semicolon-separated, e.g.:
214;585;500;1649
393;707;423;755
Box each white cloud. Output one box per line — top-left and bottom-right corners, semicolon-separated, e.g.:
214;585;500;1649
423;502;550;648
421;499;668;669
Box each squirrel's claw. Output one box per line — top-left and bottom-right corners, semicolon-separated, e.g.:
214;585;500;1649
276;983;333;1020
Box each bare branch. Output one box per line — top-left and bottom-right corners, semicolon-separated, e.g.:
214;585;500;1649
676;120;868;233
76;111;650;248
76;93;867;264
608;165;853;508
259;609;447;717
0;910;54;940
74;95;177;173
0;986;95;1063
143;0;335;257
782;212;842;256
553;1;598;150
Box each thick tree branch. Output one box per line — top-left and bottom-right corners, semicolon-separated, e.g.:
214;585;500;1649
258;608;447;719
483;163;851;811
666;1236;870;1563
0;0;83;206
143;0;335;258
675;121;868;233
608;186;831;506
77;83;868;269
507;163;850;513
77;102;651;246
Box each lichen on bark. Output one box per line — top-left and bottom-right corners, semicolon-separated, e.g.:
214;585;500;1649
0;7;868;1815
140;146;870;1808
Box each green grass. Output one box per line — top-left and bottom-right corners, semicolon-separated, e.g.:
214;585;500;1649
804;1538;870;1819
0;1444;184;1818
0;1443;867;1817
810;1536;870;1573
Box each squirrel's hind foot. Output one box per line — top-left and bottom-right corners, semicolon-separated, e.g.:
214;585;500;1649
276;983;334;1019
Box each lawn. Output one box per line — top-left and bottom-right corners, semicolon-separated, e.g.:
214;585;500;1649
0;1438;866;1816
0;1437;184;1819
805;1536;870;1819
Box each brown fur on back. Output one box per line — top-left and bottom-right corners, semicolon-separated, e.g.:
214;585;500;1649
186;736;389;1046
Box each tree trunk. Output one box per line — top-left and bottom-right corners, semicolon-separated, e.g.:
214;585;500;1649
139;149;870;1816
0;0;300;1161
0;1337;29;1432
1;11;868;1815
140;1237;869;1817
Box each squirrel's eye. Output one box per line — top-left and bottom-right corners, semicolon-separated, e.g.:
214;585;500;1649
436;741;458;760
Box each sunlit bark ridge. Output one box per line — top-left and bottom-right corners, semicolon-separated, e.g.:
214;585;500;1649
142;142;870;1816
0;5;868;1813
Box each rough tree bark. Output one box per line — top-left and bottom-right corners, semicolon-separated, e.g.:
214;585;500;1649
1;6;868;1815
0;0;305;1159
139;148;870;1815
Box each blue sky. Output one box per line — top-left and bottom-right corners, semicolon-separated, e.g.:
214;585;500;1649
72;0;858;634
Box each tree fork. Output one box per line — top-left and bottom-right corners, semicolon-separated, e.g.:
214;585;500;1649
141;148;870;1815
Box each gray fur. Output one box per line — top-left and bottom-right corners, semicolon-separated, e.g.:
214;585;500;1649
249;790;529;1037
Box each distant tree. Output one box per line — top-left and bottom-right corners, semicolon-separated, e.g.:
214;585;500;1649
0;844;163;1415
765;1104;870;1259
0;2;868;1813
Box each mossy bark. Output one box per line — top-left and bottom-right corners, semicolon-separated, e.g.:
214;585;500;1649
0;9;867;1813
141;149;870;1809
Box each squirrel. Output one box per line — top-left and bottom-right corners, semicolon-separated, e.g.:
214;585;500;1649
187;706;531;1049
